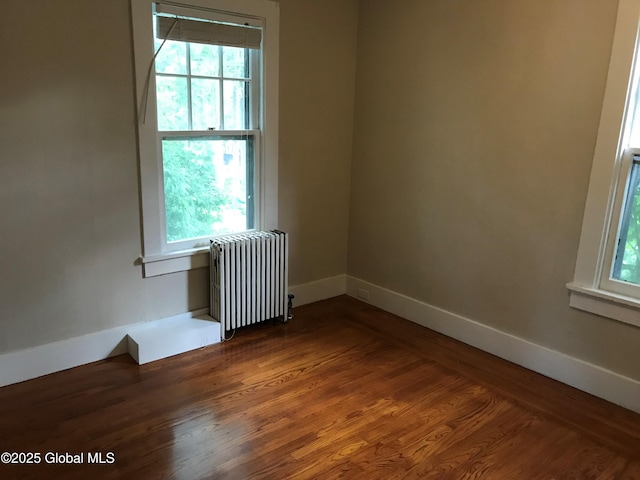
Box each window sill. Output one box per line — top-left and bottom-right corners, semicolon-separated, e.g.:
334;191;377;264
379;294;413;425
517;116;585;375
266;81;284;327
140;248;210;277
567;282;640;329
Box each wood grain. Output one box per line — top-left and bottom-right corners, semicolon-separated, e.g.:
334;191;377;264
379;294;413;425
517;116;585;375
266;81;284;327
0;296;639;479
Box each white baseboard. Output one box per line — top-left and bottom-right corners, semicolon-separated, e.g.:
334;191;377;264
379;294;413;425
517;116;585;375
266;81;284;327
346;276;640;414
289;274;347;307
0;308;212;388
0;325;130;388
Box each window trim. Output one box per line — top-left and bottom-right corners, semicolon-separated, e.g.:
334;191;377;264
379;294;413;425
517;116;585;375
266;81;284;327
568;0;640;324
131;0;279;276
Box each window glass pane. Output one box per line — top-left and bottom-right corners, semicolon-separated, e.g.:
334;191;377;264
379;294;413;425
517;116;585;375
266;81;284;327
613;160;640;284
190;43;220;77
629;109;640;147
625;40;640;147
156;76;189;130
192;78;220;130
154;39;187;75
162;137;252;242
223;80;247;130
222;46;247;78
627;92;640;147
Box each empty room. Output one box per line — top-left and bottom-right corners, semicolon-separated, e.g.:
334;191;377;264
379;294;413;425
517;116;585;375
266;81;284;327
1;0;640;478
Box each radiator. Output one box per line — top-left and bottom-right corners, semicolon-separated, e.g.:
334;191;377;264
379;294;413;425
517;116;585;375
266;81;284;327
210;230;289;338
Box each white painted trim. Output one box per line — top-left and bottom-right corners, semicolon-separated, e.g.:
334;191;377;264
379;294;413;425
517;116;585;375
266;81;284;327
0;327;130;388
0;308;209;388
568;285;640;328
142;250;209;277
127;314;220;364
346;276;640;414
289;274;347;307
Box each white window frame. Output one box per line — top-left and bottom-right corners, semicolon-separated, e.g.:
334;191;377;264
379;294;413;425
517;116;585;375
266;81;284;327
130;0;279;277
568;0;640;327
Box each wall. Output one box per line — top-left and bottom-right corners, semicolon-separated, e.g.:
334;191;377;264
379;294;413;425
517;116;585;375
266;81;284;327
4;0;637;391
348;0;640;380
279;0;358;284
0;0;358;355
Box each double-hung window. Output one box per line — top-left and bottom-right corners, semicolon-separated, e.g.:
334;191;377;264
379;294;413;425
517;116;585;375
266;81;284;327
569;0;640;326
131;0;278;276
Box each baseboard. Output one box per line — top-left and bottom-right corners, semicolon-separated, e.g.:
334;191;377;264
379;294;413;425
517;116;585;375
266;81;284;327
0;272;351;388
0;308;211;388
346;276;640;414
289;274;347;307
15;272;630;409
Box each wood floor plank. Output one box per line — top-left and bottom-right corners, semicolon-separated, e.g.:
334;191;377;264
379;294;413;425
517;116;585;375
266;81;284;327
0;296;639;479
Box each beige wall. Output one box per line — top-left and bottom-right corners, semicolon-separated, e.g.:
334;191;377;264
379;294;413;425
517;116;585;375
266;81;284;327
279;0;358;284
0;0;358;354
348;0;640;379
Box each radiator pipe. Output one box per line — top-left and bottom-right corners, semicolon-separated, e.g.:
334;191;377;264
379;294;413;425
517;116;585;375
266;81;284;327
287;294;295;321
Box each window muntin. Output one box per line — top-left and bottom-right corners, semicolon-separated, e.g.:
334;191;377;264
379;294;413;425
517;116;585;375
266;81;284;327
154;27;254;132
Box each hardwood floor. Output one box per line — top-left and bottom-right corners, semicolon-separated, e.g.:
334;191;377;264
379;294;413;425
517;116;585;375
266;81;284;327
1;296;639;479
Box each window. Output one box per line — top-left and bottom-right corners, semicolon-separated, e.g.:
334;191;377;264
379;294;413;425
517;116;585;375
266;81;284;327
568;0;640;327
131;0;279;276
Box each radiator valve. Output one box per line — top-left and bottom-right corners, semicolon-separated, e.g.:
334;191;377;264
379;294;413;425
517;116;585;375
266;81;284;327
287;294;295;321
